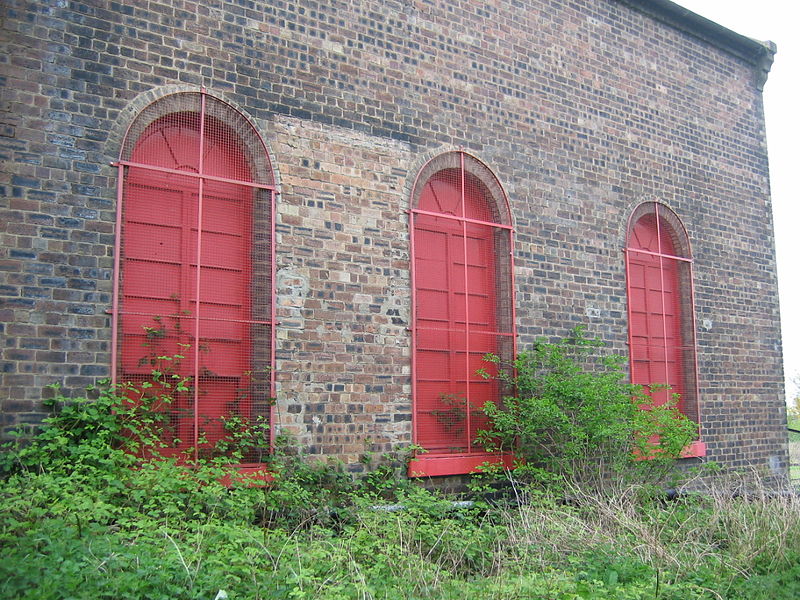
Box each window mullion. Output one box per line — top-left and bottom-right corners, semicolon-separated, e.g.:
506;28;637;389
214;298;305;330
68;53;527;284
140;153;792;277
459;155;473;453
110;164;126;387
654;206;670;393
191;93;208;461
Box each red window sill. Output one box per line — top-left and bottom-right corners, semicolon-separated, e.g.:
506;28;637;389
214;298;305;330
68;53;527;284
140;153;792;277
635;439;707;461
681;440;706;458
407;453;515;477
408;440;705;477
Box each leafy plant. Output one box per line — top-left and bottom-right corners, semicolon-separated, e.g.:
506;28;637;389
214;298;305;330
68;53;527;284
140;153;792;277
1;374;798;599
477;327;698;491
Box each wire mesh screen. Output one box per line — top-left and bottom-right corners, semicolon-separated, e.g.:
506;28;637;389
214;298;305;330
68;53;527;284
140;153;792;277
412;153;514;455
116;92;274;463
120;93;273;186
627;204;698;424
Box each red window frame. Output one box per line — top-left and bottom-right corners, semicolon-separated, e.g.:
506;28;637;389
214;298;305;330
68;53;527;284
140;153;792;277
408;152;517;476
625;202;705;457
111;90;276;465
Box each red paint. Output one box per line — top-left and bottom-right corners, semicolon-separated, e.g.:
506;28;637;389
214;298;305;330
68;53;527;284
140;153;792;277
408;453;515;477
626;203;704;457
627;212;684;409
114;95;275;461
410;155;515;475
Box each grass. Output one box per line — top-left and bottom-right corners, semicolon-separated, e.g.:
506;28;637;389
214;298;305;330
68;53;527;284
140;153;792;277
2;383;798;599
2;460;800;599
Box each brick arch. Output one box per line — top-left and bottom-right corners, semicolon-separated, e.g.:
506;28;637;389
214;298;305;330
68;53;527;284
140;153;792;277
619;197;693;255
409;150;513;227
627;201;692;259
109;86;281;189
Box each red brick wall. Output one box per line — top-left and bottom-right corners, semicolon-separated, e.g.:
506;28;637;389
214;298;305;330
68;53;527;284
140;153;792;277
0;0;787;474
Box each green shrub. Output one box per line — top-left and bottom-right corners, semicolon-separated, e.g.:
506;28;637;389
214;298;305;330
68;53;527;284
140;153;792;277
478;327;698;491
2;373;797;599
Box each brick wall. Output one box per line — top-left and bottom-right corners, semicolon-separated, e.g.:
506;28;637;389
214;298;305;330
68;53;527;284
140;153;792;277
0;0;787;473
271;119;414;466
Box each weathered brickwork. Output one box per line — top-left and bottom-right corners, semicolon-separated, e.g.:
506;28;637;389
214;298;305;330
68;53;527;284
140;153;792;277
271;120;414;464
0;0;787;473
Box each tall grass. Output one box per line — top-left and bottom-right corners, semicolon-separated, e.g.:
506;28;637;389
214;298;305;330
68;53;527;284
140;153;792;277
3;382;799;599
3;460;800;599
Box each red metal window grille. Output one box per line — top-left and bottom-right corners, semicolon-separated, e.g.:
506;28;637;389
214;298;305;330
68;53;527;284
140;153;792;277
409;152;517;476
625;202;704;455
111;91;276;465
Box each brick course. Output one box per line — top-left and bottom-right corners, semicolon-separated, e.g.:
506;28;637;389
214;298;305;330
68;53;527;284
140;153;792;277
0;0;787;474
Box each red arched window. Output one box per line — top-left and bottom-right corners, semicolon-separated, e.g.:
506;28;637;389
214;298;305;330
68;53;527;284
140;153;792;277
112;91;275;464
625;202;704;456
409;152;516;476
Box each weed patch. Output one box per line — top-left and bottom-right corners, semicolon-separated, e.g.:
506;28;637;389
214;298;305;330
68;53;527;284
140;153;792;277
2;376;798;598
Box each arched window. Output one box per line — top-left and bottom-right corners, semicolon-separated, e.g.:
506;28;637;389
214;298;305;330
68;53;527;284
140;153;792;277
625;202;704;456
111;91;275;464
409;152;516;476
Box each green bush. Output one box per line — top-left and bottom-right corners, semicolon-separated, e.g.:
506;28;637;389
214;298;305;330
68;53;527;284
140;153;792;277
478;327;698;491
2;373;797;599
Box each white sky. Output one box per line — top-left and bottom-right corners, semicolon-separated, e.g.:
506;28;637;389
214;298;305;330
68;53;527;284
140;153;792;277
671;1;800;403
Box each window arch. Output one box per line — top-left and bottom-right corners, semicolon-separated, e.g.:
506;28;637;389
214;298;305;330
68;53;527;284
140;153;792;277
409;151;516;476
111;91;276;464
625;202;703;455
